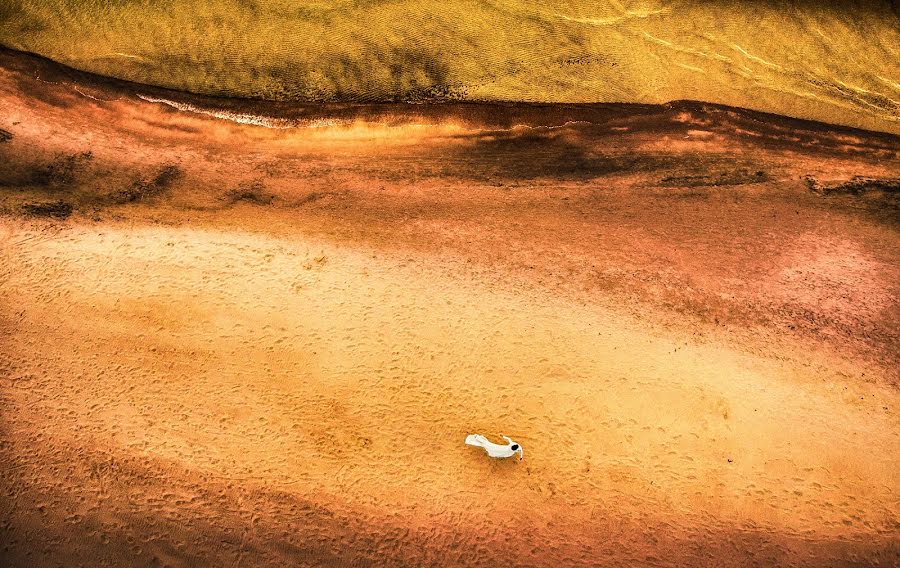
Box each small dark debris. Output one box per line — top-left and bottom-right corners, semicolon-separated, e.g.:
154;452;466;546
113;164;183;204
805;175;899;196
152;164;183;187
224;179;275;205
297;192;324;205
0;128;12;143
31;151;93;187
21;200;73;219
661;169;768;187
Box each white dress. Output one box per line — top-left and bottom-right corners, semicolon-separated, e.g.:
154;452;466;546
465;434;524;460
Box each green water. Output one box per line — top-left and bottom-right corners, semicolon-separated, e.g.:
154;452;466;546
1;0;898;133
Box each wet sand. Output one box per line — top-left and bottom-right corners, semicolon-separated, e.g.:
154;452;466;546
1;49;899;566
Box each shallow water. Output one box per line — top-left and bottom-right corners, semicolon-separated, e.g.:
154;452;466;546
1;0;898;133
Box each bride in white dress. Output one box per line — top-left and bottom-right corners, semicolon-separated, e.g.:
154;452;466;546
465;434;523;461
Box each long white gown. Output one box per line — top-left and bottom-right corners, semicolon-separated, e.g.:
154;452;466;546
465;434;523;460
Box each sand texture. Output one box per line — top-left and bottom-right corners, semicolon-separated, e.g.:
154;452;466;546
1;49;899;566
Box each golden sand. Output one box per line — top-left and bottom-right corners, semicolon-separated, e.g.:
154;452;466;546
1;49;898;566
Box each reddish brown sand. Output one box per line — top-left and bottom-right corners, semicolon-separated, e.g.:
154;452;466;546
1;50;899;567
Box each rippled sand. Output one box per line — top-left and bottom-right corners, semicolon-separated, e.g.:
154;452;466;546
1;1;898;133
1;49;899;566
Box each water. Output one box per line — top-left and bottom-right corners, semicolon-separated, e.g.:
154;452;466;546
1;0;897;133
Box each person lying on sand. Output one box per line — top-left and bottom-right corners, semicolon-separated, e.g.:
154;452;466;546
465;434;523;461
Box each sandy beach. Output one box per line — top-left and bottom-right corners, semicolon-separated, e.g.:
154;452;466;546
1;49;899;566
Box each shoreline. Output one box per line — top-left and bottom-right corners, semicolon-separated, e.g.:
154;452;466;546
2;46;899;140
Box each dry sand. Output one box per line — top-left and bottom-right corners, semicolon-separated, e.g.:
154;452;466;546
1;49;899;566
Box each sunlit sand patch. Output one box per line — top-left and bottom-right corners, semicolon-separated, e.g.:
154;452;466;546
3;223;897;546
0;45;898;564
